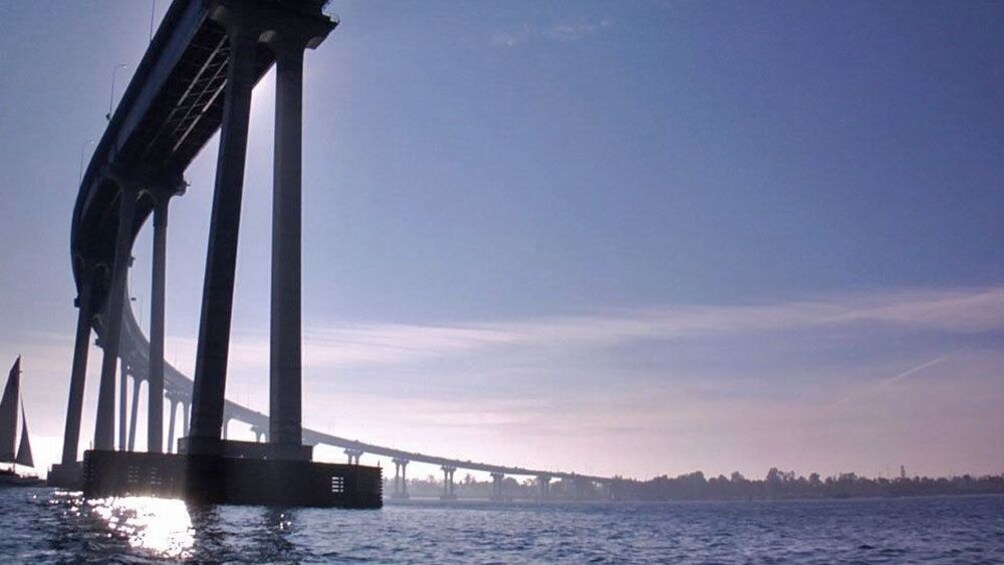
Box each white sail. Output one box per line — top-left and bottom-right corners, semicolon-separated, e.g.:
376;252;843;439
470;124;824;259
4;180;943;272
16;398;33;468
0;357;19;463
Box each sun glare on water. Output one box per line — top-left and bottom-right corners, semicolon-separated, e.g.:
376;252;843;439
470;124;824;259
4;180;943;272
89;496;195;559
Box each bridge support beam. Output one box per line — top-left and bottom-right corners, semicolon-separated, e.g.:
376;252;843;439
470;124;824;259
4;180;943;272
251;426;268;443
127;376;141;451
268;35;307;452
392;458;409;499
186;22;258;454
166;396;178;453
344;448;362;465
537;475;551;501
94;182;136;451
182;399;190;437
118;358;128;450
147;196;172;453
49;274;97;486
490;472;505;502
59;275;94;466
441;466;457;501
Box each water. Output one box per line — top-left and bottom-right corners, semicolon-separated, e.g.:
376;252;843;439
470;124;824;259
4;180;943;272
2;489;1003;563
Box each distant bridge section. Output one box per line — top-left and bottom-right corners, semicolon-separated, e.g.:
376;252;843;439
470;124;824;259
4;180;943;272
118;300;616;499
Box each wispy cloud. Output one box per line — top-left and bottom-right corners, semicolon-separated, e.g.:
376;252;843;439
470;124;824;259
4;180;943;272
833;353;955;406
881;354;952;386
285;286;1004;371
13;285;1001;381
491;19;614;47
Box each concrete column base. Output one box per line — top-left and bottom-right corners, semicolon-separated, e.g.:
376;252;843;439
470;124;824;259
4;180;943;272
47;461;83;489
82;449;381;508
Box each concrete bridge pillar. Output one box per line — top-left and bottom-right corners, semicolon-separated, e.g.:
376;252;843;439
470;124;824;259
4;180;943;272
251;425;267;443
94;185;138;451
441;466;457;500
344;448;362;465
392;458;410;499
147;188;182;454
127;375;142;451
182;399;190;437
166;395;178;453
537;475;552;501
266;31;309;452
59;271;95;466
490;472;505;502
186;16;260;454
118;358;129;451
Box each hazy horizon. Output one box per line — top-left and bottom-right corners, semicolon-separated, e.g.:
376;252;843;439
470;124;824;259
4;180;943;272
1;1;1002;482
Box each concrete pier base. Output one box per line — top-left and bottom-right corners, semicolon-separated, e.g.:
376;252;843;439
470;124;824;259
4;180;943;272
82;448;382;508
48;461;83;489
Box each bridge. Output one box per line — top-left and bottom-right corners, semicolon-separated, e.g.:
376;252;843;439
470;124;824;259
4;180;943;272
50;0;619;505
118;301;615;501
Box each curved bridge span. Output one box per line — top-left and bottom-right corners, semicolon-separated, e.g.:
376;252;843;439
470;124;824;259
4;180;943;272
119;304;612;486
59;0;616;500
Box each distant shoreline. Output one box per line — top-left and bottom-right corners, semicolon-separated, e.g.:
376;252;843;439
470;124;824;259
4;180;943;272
383;470;1004;503
576;470;1004;502
381;492;1004;505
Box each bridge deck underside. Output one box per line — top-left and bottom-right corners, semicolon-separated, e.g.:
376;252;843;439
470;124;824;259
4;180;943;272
75;11;273;302
121;24;275;177
123;22;230;176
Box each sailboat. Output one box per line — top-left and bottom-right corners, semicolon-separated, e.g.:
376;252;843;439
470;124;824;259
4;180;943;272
0;357;43;486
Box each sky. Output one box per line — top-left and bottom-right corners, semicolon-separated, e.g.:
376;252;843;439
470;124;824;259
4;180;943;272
0;0;1002;481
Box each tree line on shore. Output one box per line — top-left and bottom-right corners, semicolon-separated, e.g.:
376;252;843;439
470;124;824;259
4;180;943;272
612;469;1004;501
384;468;1004;501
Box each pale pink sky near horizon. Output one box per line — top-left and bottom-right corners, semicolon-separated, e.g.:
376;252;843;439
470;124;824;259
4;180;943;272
6;285;1003;480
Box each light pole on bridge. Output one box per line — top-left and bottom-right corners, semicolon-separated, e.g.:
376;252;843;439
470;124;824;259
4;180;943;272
130;295;144;328
149;0;157;42
106;64;129;121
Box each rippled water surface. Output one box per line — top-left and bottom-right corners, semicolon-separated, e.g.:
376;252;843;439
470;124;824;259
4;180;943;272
2;488;1003;563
